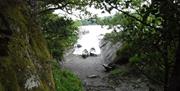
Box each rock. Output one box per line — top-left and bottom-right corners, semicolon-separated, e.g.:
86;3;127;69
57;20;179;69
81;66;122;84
81;49;89;58
0;1;55;91
83;80;88;86
115;88;121;91
132;84;141;89
82;55;89;58
100;39;121;66
90;53;98;56
76;44;82;48
137;79;142;83
102;64;114;72
89;47;98;56
87;75;99;78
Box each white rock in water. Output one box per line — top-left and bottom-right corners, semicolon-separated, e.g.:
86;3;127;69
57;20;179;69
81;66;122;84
25;75;40;90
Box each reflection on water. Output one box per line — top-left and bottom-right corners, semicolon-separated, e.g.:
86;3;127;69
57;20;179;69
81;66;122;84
73;25;113;55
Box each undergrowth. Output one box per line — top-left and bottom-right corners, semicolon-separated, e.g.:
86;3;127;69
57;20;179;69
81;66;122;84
110;68;129;77
51;60;83;91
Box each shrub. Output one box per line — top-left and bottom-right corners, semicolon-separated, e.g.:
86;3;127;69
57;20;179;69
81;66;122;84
114;43;135;65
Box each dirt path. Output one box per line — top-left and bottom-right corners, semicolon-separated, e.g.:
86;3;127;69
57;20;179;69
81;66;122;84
62;52;162;91
62;53;115;91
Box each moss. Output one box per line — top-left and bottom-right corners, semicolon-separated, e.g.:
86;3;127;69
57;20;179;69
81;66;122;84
0;57;20;91
0;0;55;91
0;82;5;91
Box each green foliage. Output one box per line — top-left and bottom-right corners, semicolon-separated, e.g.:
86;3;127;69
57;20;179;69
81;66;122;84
51;60;83;91
110;68;128;77
116;43;135;61
99;0;178;86
96;16;113;26
78;18;97;25
39;0;89;14
129;54;142;65
40;13;79;60
104;32;122;43
73;20;82;26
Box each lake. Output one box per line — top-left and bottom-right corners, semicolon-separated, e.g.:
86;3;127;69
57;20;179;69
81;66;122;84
73;25;113;55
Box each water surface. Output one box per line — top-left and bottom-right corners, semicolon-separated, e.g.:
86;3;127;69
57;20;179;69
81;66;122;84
73;25;113;55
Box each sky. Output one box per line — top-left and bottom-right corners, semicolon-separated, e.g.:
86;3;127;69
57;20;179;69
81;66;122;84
53;0;151;20
53;6;118;20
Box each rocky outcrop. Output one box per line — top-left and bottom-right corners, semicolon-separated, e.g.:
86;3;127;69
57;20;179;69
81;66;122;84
0;1;55;91
100;39;121;65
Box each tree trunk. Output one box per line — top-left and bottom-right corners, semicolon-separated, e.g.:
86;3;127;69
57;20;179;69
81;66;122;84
163;45;169;91
167;36;180;91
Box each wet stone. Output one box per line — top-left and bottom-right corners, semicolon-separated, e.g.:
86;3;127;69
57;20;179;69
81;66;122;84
87;74;99;78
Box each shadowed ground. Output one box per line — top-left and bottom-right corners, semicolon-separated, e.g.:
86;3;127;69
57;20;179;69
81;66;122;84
62;52;159;91
62;53;114;91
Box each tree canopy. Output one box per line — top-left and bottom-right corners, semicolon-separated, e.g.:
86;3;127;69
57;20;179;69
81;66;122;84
1;0;180;91
95;1;180;91
39;0;180;91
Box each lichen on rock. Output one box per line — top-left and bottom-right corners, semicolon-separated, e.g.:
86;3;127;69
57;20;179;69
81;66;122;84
25;75;40;90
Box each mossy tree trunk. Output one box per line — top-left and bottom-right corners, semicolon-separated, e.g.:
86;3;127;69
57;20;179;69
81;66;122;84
0;0;55;91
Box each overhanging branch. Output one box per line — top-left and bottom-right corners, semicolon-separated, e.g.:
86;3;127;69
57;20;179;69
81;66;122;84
39;3;69;14
106;4;159;30
39;1;88;14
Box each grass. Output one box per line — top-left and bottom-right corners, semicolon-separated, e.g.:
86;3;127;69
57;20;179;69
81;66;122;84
110;68;128;77
52;60;83;91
